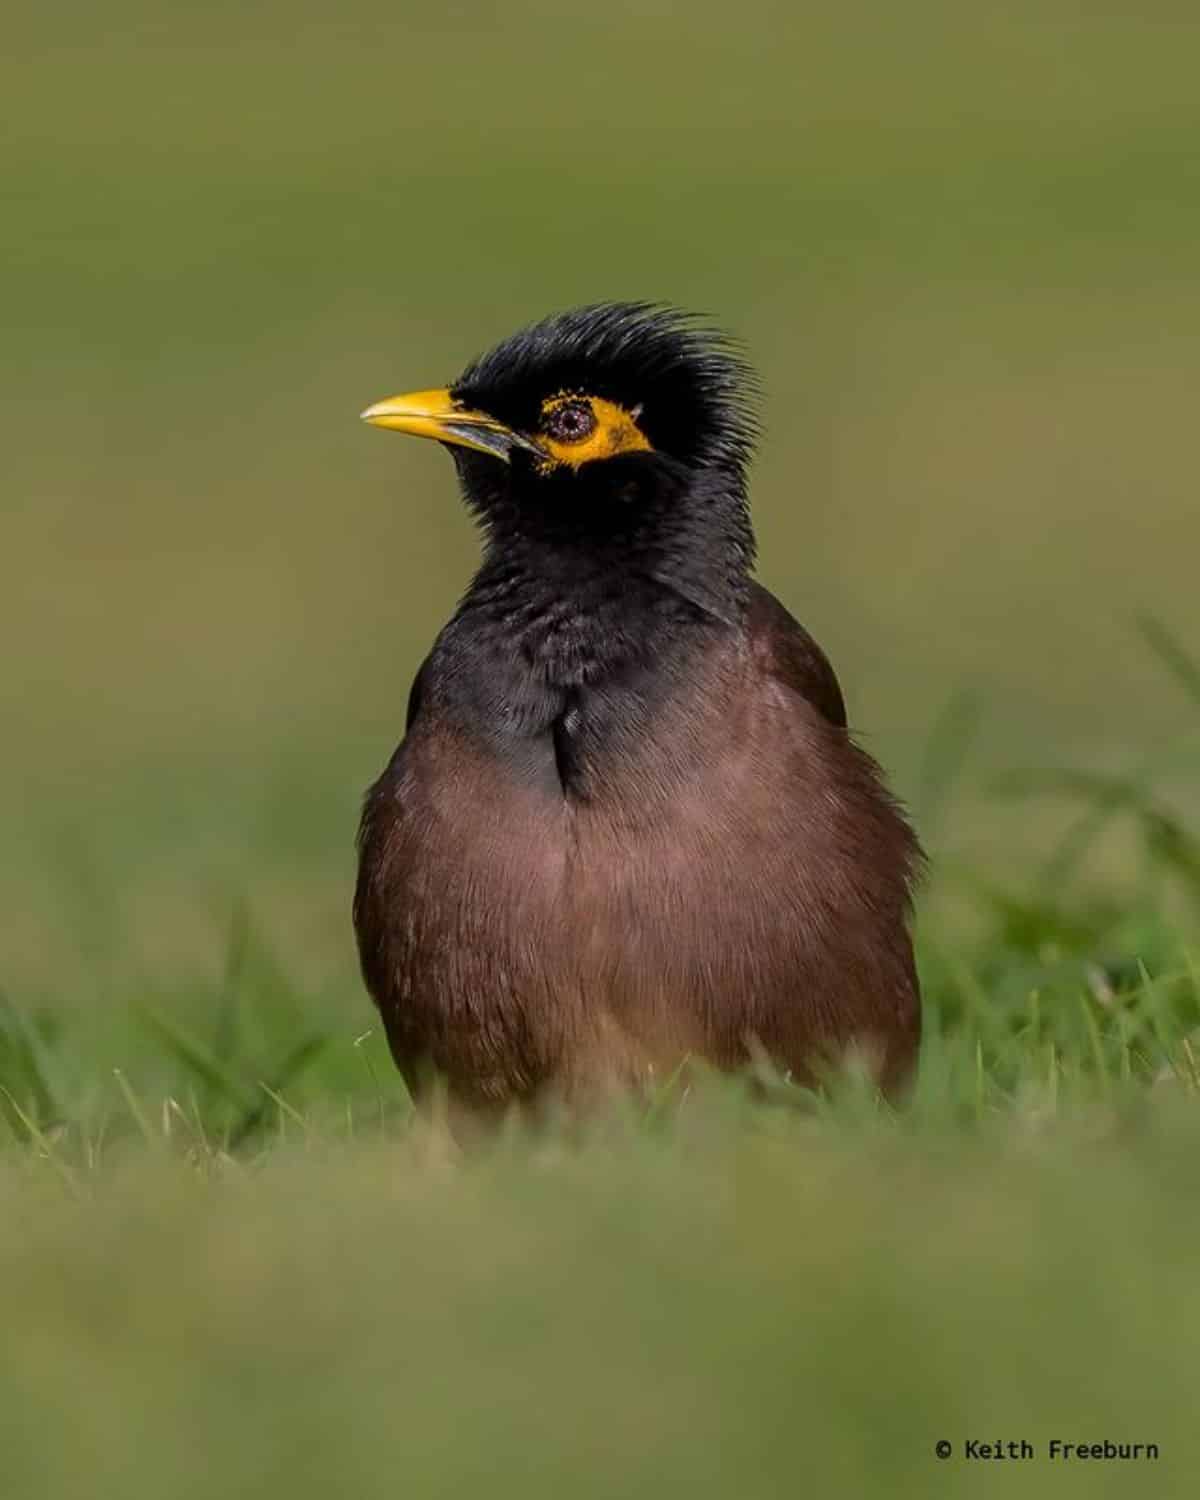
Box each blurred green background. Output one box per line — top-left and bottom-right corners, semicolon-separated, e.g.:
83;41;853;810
5;0;1200;1007
5;5;1200;1495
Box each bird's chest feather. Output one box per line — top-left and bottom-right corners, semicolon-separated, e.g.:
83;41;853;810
374;638;806;958
355;633;907;1104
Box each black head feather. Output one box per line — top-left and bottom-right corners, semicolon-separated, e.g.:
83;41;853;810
452;302;758;481
427;303;761;642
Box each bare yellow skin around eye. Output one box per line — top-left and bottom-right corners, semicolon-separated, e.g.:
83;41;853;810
536;393;652;471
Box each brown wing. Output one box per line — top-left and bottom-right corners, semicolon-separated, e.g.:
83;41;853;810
745;581;847;729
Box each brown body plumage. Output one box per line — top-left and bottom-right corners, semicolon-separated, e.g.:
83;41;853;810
354;304;921;1118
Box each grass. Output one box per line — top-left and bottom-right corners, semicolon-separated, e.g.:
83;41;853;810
4;1100;1200;1499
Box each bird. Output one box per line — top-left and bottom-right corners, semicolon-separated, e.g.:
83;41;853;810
354;302;921;1123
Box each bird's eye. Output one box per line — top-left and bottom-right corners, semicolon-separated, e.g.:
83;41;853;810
544;400;596;444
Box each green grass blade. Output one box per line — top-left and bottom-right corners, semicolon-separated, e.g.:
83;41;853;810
0;990;60;1129
913;686;981;841
227;1035;330;1150
1135;612;1200;710
136;1007;256;1112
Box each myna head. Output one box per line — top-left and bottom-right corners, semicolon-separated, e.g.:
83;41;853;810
361;303;759;560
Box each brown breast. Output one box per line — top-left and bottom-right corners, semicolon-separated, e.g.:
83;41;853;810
355;626;920;1111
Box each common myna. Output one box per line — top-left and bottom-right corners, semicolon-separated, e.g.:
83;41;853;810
355;303;921;1118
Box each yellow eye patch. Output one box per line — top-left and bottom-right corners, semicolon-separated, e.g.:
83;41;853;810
536;393;652;471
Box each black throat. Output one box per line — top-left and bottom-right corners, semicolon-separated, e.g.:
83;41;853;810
425;456;754;798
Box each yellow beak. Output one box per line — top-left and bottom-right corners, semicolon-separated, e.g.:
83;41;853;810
360;387;529;463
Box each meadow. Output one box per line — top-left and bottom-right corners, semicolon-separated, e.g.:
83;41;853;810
3;2;1200;1493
